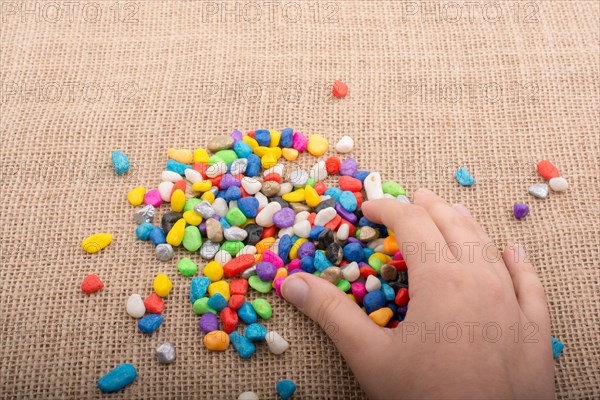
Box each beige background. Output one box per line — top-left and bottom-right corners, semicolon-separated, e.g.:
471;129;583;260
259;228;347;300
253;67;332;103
1;1;599;399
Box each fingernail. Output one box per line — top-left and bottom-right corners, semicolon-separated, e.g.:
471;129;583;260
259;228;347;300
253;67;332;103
417;188;435;196
453;203;471;217
281;276;308;307
514;243;526;261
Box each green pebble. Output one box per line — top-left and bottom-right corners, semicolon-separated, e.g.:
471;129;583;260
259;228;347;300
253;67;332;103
192;298;216;315
184;197;202;212
382;180;406;197
183;226;202;252
355;228;360;239
209;150;238;165
336;279;351;292
369;257;383;273
312;271;320;277
248;275;272;293
220;240;245;256
226;207;247;226
177;257;198;277
305;178;316;187
252;298;273;319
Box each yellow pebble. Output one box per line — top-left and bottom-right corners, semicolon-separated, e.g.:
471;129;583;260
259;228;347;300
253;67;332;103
272;268;288;287
166;218;186;246
193;148;209;163
254;254;263;263
269;130;281;147
167;148;193;164
81;233;112;254
369;252;392;265
282;188;305;203
192;179;212;193
307;134;329;156
201;191;215;203
304;185;321;207
208;280;230;301
369;307;394;327
203;330;229;351
127;186;145;206
256;237;276;254
171;189;186;212
242;135;259;149
261;153;278;169
347;294;357;303
153;273;173;297
243;218;255;227
289;238;308;259
282;148;299;161
183;210;203;226
203;261;224;282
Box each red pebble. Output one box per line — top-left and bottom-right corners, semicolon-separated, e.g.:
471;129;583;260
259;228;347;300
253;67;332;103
325;156;341;174
537;160;560;180
144;293;165;314
353;192;363;208
233;173;245;181
360;265;377;278
332;80;349;98
228;294;245;310
307;212;317;225
388;259;407;271
386;320;400;329
247;131;255;138
220;307;239;333
170;179;186;197
314;181;327;195
262;225;277;239
395;288;410;306
325;214;342;230
193;162;208;178
264;173;281;183
339;176;362;192
210;175;223;188
81;274;103;294
239;186;248;197
230;279;248;295
224;254;256;278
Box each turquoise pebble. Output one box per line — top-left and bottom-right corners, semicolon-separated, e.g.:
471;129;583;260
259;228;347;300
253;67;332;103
244;323;268;341
138;314;163;334
166;159;190;175
229;332;256;359
325;187;342;200
455;166;475;186
381;282;395;302
233;141;253;158
313;250;332;272
338;191;357;212
276;379;297;400
363;247;375;260
97;363;137;393
135;222;154;240
190;277;210;303
207;293;228;311
551;336;564;359
237;302;258;324
149;227;166;246
111;151;130;176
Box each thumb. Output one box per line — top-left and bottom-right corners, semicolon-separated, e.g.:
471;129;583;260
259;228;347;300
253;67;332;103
281;272;386;364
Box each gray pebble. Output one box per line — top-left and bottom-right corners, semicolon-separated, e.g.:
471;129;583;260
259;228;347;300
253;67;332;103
358;226;379;242
320;266;342;285
194;200;215;219
261;181;280;197
290;202;311;213
156;243;174;261
133;205;155;225
206;218;224;242
208;186;219;196
207;136;234;152
224;227;248;241
200;240;220;259
230;159;248;175
241;266;257;279
155;342;176;364
528;183;549;199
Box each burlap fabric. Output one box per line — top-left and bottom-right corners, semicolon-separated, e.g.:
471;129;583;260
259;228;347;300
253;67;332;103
1;0;598;398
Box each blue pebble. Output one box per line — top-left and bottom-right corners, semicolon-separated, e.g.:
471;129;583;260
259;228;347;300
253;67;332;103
238;197;259;218
135;222;154;240
225;186;242;201
276;379;297;400
229;332;256;359
244;323;268;341
166;159;190;175
325;187;342;200
358;216;380;228
280;128;294;147
207;293;228;311
455;166;475;186
111;151;130;176
138;314;164;334
149;227;166;246
314;250;332;272
309;226;326;240
254;129;271;146
386;302;398;317
363;290;386;314
301;256;315;273
97;363;137;393
381;282;395;302
363;247;375;260
551;336;564;359
220;218;231;230
190;277;210;303
338;191;358;212
353;170;370;182
245;154;261;177
216;190;227;199
237;302;258;324
343;242;365;263
278;234;293;264
233;141;253;158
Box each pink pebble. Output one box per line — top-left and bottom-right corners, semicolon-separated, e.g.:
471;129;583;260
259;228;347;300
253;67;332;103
263;250;284;269
292;132;308;152
274;277;285;298
393;251;403;260
351;281;367;303
287;258;301;271
144;189;162;207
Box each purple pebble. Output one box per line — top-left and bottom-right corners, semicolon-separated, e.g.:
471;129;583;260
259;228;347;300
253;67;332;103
340;158;358;176
397;306;408;315
220;174;240;190
199;313;219;333
298;241;316;258
272;207;295;228
256;261;277;282
335;202;358;224
513;203;529;220
198;221;207;235
347;237;366;247
230;129;243;143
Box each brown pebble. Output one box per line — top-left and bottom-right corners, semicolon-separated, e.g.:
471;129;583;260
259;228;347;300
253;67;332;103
320;266;342;285
290;203;311;213
380;264;398;282
207;136;234;153
358;226;379;242
261;181;280;197
206;218;223;242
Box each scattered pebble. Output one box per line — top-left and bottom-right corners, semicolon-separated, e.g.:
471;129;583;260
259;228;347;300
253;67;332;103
513;203;530;220
126;294;145;318
537;160;560;180
97;363;137;393
81;274;104;294
455;166;475;186
111;151;130;176
549;177;568;192
266;331;289;354
332;80;348;98
155;342;176;364
81;233;112;254
335;135;354;153
551;336;564;359
528;183;549;199
238;392;260;400
276;380;297;400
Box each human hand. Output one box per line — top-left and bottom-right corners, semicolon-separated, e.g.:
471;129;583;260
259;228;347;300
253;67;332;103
281;189;554;399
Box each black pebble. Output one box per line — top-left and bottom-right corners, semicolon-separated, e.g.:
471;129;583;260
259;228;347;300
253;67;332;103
245;224;263;245
326;243;343;265
269;196;289;209
315;197;336;213
317;228;334;250
161;211;183;234
389;270;409;291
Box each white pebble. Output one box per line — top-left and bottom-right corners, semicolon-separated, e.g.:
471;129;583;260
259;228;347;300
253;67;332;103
549;177;568;192
383;194;395;199
212;198;229;216
206;162;227;178
254;192;269;209
230;159;248;175
155;342;176;364
320;195;331;201
266;331;289;355
365;275;382;292
364;172;384;201
342;262;360;282
263;164;284;177
314;207;336;226
158;181;174;202
241;176;262;195
278;227;294;238
368;238;385;250
184;168;203;183
309;161;328;181
277;182;293;196
335;135;354;153
336;224;349;241
293;220;311;238
294;211;310;223
396;195;410;203
239;245;257;257
238;391;259;400
214;249;232;265
255;202;281;227
225;227;248;241
161;170;183;182
289;169;309;187
126;294;145;318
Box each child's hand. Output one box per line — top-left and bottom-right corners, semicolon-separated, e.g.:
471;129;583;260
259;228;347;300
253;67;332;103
281;189;554;399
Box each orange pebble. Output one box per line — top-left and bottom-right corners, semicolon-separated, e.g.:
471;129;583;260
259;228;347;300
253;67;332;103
272;268;288;287
255;237;275;254
203;330;230;351
369;308;393;327
383;236;399;254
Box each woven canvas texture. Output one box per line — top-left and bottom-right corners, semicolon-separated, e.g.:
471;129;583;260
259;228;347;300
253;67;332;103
1;0;599;398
